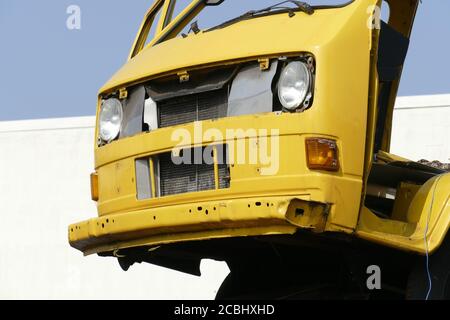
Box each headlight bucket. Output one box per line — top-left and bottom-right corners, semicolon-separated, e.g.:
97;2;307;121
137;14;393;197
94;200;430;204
277;59;313;112
99;98;123;143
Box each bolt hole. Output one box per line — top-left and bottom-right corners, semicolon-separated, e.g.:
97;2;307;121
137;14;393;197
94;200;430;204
295;208;305;216
189;209;192;213
106;219;109;223
205;210;209;215
248;204;251;208
71;228;73;232
153;216;156;220
267;203;269;207
255;202;261;207
197;207;202;211
213;207;216;211
102;223;105;228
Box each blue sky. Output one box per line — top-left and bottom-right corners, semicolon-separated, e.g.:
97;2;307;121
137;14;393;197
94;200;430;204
0;0;449;121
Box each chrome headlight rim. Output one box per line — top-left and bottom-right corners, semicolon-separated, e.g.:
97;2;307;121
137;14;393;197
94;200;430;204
99;98;123;143
277;60;313;112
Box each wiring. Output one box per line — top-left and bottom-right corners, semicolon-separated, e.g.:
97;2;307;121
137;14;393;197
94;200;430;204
423;174;443;300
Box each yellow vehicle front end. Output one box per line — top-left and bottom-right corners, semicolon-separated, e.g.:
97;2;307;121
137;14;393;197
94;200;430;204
70;0;371;255
69;0;450;299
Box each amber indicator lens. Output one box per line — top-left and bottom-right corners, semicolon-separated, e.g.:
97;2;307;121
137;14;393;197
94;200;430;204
305;138;339;171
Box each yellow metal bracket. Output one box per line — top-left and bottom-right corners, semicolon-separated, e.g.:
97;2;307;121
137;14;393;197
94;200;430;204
119;88;128;99
258;58;270;71
177;71;190;83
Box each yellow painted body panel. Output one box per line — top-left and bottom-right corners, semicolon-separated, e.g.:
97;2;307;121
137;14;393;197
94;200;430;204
100;1;371;94
70;196;316;255
357;173;450;254
69;0;450;257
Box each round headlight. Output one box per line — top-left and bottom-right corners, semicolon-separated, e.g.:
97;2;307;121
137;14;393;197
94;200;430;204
278;61;311;111
99;98;123;142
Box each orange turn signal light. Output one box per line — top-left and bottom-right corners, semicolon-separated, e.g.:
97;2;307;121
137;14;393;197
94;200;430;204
305;138;339;171
90;172;99;201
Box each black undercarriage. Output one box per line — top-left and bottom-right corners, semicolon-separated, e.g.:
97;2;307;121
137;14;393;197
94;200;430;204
104;230;429;300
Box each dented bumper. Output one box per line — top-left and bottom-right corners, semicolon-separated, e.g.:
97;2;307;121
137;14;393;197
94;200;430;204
69;196;330;256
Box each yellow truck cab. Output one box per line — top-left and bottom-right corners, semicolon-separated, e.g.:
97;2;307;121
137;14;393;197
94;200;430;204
69;0;450;299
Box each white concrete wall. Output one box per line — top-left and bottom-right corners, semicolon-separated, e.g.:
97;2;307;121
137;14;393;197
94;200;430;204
0;94;448;299
0;117;229;300
391;94;450;163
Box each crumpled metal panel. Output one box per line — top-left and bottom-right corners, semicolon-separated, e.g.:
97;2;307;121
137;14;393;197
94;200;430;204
121;85;145;138
227;61;278;117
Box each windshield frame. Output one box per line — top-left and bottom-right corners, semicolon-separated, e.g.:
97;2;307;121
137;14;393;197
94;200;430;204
133;0;355;56
207;0;356;32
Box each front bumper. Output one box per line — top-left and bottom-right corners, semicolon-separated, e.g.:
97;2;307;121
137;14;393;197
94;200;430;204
69;196;330;256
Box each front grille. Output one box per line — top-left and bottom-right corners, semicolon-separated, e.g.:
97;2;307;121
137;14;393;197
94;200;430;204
158;88;228;128
156;145;230;197
158;153;215;196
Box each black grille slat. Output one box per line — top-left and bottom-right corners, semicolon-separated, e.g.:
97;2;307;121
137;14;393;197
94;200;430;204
158;152;216;197
217;144;230;189
158;88;228;128
156;145;230;197
159;153;199;196
197;164;216;191
158;96;197;128
218;164;230;189
197;89;228;121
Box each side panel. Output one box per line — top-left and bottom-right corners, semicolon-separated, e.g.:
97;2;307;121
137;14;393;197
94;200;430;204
379;0;420;152
357;173;450;254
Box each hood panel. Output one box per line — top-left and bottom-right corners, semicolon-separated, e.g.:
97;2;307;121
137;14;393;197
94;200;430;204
100;2;361;94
